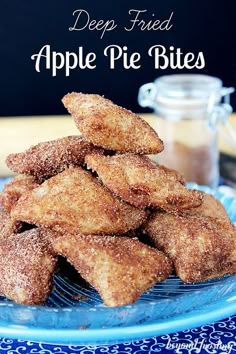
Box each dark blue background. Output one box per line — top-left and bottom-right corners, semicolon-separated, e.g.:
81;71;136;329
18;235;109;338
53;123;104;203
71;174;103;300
0;0;235;116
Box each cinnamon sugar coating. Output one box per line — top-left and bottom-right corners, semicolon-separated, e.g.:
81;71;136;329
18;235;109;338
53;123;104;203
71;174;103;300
62;93;164;154
183;191;230;220
0;228;57;304
143;212;236;283
1;91;234;307
0;207;22;237
6;135;104;182
0;174;39;213
11;167;147;235
51;233;172;307
86;153;202;211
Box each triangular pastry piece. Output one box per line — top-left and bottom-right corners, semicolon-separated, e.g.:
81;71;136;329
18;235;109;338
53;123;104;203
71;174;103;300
11;167;147;235
183;191;229;220
51;233;172;307
143;212;236;282
0;228;57;304
62;93;164;154
6;136;104;182
0;174;39;213
86;153;203;211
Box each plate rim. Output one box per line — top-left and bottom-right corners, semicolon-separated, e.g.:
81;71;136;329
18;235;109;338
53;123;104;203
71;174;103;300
0;289;236;345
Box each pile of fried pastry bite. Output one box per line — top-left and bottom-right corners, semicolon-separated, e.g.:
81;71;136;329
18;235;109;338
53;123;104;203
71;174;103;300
1;93;236;308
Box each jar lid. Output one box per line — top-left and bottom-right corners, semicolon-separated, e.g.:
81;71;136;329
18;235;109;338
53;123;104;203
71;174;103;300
138;74;234;121
154;74;222;112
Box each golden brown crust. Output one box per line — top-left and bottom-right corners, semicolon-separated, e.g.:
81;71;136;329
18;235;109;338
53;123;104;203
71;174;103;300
0;207;22;237
51;233;172;307
85;153;202;211
6;135;104;182
62;93;164;154
0;175;39;213
11;166;147;235
0;228;57;304
143;212;236;283
2;90;234;307
183;191;229;220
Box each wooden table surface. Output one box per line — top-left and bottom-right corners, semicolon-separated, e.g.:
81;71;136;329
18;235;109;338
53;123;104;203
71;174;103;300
0;113;236;176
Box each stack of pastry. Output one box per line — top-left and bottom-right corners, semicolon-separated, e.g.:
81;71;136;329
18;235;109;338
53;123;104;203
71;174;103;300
0;93;235;307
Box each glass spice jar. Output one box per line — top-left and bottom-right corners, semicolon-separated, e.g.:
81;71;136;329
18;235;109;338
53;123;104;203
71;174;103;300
138;74;234;188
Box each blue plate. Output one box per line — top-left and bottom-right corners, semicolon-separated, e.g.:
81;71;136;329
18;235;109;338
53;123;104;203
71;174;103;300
0;181;236;345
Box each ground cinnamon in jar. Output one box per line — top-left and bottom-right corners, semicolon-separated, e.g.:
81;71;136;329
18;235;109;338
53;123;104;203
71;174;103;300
157;141;218;186
138;74;234;188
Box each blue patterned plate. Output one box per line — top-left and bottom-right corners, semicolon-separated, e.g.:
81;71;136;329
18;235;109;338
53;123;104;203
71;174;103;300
0;181;236;345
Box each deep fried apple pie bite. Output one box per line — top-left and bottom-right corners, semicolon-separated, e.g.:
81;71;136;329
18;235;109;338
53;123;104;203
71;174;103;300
6;135;104;182
86;153;203;211
62;93;164;154
11;167;147;235
0;174;39;213
143;212;236;283
0;228;57;304
51;233;172;307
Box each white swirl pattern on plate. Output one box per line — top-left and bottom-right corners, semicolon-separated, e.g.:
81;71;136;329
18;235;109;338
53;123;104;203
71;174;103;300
0;315;236;353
